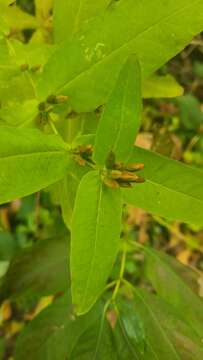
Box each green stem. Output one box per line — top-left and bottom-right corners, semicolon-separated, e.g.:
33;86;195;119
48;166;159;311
93;298;112;360
111;243;127;302
104;280;117;292
122;278;136;292
48;116;59;135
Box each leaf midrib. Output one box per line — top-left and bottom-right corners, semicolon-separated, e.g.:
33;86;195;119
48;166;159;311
118;317;140;360
57;0;200;94
146;179;203;206
0;150;66;162
80;174;103;311
144;248;203;335
135;291;181;360
112;67;130;156
73;0;83;36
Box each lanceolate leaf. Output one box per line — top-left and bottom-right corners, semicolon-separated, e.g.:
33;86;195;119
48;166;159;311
0;100;38;127
71;171;122;315
0;127;69;204
0;235;70;302
59;174;78;229
0;38;54;108
53;0;111;43
143;247;203;338
54;135;96;229
116;300;146;359
56;152;92;229
142;74;184;98
15;293;116;360
122;146;203;225
117;290;203;359
94;55;142;165
38;0;203;112
0;37;13;67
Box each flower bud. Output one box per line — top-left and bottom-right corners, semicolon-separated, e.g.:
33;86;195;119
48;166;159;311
31;64;41;72
110;170;123;179
103;177;120;189
126;163;145;171
118;171;140;182
20;63;29;72
105;151;116;169
118;181;132;188
46;95;69;104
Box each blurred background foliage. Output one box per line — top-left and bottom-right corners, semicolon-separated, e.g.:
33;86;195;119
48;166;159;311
0;1;203;359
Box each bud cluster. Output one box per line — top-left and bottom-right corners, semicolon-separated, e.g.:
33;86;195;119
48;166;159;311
72;145;94;167
103;151;145;189
71;147;145;188
36;94;69;127
46;95;69;105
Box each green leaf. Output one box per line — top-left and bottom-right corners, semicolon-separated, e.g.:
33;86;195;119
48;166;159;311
35;0;53;22
122;146;203;225
94;55;142;165
1;3;37;31
0;100;38;127
0;39;38;105
0;0;14;6
116;300;146;358
0;73;35;105
0;37;11;65
53;0;111;43
0;39;54;107
38;0;203;112
59;174;78;229
0;14;9;35
131;289;203;360
0;235;70;302
0;127;70;204
71;170;122;314
11;40;54;69
142;74;184;98
143;247;203;338
53;152;93;229
0;41;19;75
15;293;116;360
52;135;96;229
60;167;89;229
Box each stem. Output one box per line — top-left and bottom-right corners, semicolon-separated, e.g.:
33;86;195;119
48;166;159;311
93;298;111;360
67;115;83;143
48;117;59;135
104;280;117;292
122;278;136;292
127;239;142;249
111;243;127;302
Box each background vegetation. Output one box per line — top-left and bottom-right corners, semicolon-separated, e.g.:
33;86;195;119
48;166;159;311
0;1;203;359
